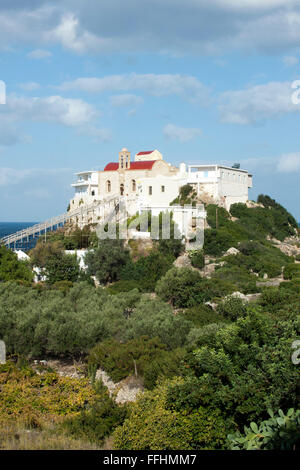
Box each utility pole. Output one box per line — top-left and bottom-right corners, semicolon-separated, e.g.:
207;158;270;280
216;207;219;230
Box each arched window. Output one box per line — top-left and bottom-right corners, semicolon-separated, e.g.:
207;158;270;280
106;180;111;192
132;180;136;192
120;183;124;196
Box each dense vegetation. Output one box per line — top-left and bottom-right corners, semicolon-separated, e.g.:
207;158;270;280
0;194;299;450
204;196;298;256
0;245;33;283
0;361;126;449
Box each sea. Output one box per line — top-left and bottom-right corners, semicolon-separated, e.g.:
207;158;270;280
0;222;38;239
0;222;41;251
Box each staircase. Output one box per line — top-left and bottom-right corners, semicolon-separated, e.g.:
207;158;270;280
0;196;122;250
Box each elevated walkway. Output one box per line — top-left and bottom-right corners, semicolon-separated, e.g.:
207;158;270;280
0;196;121;250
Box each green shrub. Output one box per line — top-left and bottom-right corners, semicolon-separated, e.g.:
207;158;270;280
106;280;141;294
126;296;192;350
206;204;230;229
166;308;300;426
52;280;74;294
170;184;197;206
283;263;300;280
28;240;64;268
62;380;127;445
212;265;257;294
85;240;130;284
217;297;248;321
228;408;300;450
155;267;235;308
223;241;291;279
189;250;205;269
0;246;33;283
179;304;225;328
121;251;173;292
44;253;80;284
88;337;184;389
113;381;230;450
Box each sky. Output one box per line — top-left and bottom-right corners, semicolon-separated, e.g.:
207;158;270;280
1;0;300;221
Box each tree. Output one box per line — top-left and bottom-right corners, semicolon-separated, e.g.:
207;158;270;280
166;307;300;427
113;380;229;450
189;250;205;269
228;409;300;450
85;240;130;284
120;250;174;292
44;253;80;284
0;245;33;283
155;267;233;308
125;296;192;350
29;239;64;268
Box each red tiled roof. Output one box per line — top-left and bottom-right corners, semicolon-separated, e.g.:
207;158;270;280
104;160;157;171
104;162;119;171
136;151;154;156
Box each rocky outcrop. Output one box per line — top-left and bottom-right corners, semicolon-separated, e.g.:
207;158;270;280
225;247;240;256
246;201;264;209
95;369;144;404
267;235;300;257
225;291;262;302
173;253;193;269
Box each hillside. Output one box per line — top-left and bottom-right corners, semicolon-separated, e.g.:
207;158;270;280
0;193;299;450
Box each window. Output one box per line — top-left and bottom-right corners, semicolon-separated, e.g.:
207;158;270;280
161;185;165;193
132;180;136;191
106;180;111;192
91;190;95;196
204;171;209;178
120;183;124;196
121;157;124;169
149;186;152;195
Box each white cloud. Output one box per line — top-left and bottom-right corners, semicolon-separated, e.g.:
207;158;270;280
0;168;32;186
0;123;29;146
1;94;97;127
0;93;110;144
27;48;52;59
47;13;109;54
212;0;296;10
24;188;51;199
0;167;71;187
163;123;202;142
59;74;210;104
282;55;299;67
110;94;144;107
219;81;299;124
2;1;300;55
76;125;112;142
277;153;300;172
18;82;41;91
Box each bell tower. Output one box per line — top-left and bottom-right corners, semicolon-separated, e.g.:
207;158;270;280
119;148;131;170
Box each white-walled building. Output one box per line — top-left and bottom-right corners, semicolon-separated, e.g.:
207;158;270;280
136;163;187;208
187;164;252;210
71;170;100;207
69;149;253;227
69;148;183;216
